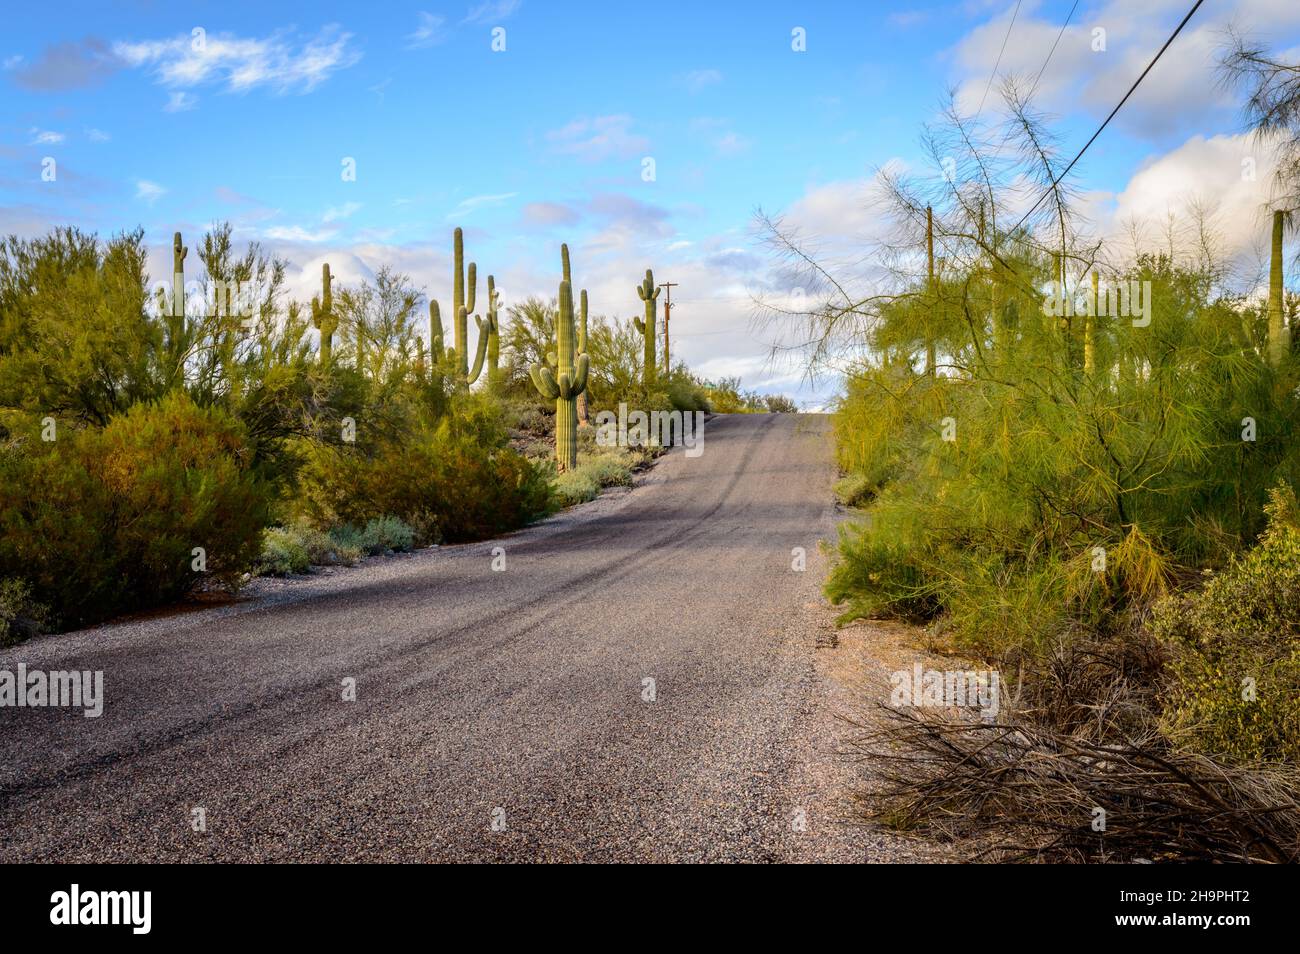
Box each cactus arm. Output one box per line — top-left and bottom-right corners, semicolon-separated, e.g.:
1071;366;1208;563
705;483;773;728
633;316;644;334
467;312;489;384
429;300;444;358
466;261;477;315
561;243;571;286
572;352;590;395
530;362;560;399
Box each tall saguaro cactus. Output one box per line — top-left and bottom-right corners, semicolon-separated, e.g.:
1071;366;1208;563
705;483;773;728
311;263;338;365
431;227;494;385
452;226;480;378
633;268;660;388
530;280;589;472
1268;209;1289;367
558;244;590;421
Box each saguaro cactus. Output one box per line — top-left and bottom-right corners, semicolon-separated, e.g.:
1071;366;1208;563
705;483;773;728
431;227;494;385
311;263;338;365
452;227;478;378
1268;209;1289;367
633;268;660;388
558;244;591;421
530;280;589;472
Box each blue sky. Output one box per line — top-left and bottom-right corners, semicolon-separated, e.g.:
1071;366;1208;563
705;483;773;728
4;1;1300;405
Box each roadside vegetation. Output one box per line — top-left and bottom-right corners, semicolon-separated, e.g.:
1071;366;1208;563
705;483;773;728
760;40;1300;861
0;227;793;637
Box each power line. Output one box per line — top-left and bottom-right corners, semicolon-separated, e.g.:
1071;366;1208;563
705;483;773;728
1026;0;1081;101
976;0;1024;117
1009;0;1205;237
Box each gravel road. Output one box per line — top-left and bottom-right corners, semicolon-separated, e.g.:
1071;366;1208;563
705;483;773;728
0;413;932;863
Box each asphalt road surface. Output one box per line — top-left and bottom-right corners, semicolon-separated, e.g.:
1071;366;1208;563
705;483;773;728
0;413;899;863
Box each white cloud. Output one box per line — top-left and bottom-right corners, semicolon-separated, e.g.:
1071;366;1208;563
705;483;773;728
447;192;518;219
682;68;722;93
29;128;65;145
714;131;752;156
135;180;167;205
115;25;360;96
949;1;1300;139
1103;131;1282;284
263;225;340;243
3;54;23;70
520;201;580;227
546;115;649;162
463;0;521;25
85;127;111;142
322;201;363;223
164;90;197;112
406;12;447;49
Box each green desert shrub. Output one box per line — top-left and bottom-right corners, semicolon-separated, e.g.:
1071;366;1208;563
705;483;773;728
580;451;635;488
552;469;600;507
333;516;416;556
1152;485;1300;762
0;578;48;647
298;421;552;544
833;472;874;508
0;392;269;628
258;527;311;575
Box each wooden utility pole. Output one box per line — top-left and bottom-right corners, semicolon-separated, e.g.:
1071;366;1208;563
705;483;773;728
660;281;678;372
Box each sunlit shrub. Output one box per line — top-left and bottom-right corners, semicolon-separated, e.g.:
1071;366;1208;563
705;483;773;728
0;392;268;627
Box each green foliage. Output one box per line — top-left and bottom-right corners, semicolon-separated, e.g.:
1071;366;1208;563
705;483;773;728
0;578;48;647
0;221;725;631
827;253;1300;658
0;392;268;627
580;451;636;488
833;472;874;508
552;468;600;506
1153;485;1300;761
297;407;552;544
258;526;312;575
258;515;416;576
700;376;768;413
